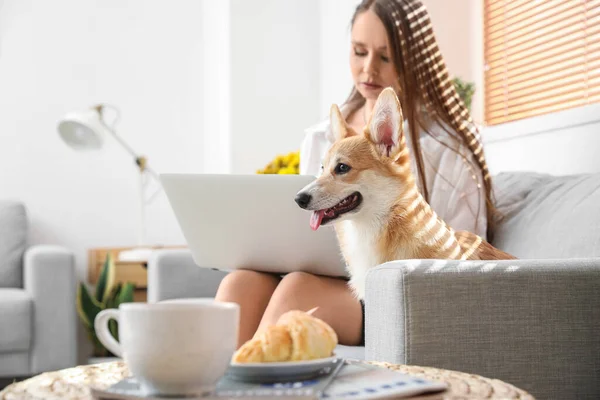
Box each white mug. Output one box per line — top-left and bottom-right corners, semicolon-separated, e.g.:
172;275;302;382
94;298;239;396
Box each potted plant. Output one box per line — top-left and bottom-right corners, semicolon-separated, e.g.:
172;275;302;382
76;253;135;363
452;76;475;112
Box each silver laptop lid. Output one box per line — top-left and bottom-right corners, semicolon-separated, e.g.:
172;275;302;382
160;173;348;278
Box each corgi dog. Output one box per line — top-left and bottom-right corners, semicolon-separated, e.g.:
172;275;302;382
294;87;516;300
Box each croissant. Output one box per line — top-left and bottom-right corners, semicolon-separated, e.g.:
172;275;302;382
232;310;338;363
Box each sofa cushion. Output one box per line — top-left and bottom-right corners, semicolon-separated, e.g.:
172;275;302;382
492;171;600;259
0;201;27;288
0;289;32;353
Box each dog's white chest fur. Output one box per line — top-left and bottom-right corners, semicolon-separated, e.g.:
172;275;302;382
336;219;384;300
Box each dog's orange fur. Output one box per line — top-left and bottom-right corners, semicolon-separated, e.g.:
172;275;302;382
296;88;515;299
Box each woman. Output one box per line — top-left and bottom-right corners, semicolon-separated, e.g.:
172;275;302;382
216;0;496;349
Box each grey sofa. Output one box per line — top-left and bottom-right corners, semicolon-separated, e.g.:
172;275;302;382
0;201;77;378
147;171;600;400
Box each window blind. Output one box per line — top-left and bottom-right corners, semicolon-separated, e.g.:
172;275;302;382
484;0;600;125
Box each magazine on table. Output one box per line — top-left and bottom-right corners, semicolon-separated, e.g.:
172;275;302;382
90;359;447;400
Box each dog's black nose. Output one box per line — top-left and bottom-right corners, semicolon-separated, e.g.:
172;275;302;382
295;192;312;209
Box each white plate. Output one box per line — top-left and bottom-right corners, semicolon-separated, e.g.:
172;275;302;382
226;356;341;383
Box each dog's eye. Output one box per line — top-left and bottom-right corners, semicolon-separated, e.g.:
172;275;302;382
334;163;351;174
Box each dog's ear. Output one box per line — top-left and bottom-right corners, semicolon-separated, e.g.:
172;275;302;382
330;104;350;142
365;87;405;159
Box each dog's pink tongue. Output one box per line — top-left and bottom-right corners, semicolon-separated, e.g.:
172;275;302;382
310;210;325;231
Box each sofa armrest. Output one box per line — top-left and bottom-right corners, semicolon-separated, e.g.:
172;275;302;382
147;249;228;303
24;245;77;373
364;258;600;400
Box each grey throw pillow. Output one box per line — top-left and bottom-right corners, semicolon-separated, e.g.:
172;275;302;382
0;201;28;288
492;171;600;259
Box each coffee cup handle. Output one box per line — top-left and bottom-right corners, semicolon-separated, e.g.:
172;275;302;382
94;309;123;358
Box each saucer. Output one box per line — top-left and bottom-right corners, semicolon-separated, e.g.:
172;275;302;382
226;356;340;383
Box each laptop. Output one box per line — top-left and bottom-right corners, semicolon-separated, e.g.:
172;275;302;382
160;173;349;278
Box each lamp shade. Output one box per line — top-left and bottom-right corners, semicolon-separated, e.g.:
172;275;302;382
57;108;108;150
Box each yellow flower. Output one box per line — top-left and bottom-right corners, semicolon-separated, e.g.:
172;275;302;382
257;150;301;174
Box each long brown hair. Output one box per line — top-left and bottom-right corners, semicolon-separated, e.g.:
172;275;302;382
345;0;497;241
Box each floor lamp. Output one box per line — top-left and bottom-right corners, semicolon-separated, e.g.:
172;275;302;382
57;104;160;262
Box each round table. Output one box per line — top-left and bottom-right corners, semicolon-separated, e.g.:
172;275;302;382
0;361;535;400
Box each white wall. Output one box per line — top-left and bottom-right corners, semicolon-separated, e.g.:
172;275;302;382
0;0;206;274
201;0;232;174
318;0;357;116
483;103;600;176
424;0;484;124
0;0;210;363
0;0;325;361
229;0;321;174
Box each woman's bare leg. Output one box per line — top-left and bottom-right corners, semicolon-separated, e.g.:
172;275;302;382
256;271;363;346
215;270;281;348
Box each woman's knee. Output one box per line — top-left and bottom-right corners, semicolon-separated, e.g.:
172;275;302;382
277;271;321;295
220;269;268;287
267;271;323;307
216;269;279;298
